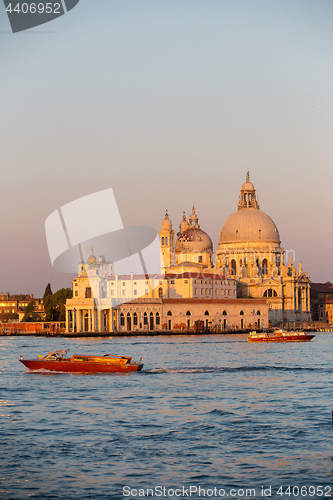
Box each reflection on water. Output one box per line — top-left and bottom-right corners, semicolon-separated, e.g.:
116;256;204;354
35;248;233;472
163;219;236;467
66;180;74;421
0;334;333;499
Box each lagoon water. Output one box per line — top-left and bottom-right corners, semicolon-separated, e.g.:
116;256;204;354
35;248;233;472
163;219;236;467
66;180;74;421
1;333;333;500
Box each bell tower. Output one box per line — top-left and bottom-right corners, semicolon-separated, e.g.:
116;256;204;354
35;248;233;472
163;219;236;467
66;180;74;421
159;211;175;272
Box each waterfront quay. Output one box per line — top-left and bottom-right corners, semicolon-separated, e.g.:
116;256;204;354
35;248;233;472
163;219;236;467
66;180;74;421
1;320;331;337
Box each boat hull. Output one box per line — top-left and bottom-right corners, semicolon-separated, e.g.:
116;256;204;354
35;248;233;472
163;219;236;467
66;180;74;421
20;359;144;373
248;334;315;343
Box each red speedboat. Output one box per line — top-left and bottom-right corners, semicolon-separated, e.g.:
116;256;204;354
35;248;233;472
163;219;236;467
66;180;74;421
248;329;315;343
20;349;144;373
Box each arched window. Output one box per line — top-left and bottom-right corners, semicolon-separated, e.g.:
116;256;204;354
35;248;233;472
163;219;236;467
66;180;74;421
158;287;163;298
222;310;227;316
204;310;210;316
133;312;138;326
167;310;173;316
206;289;209;295
120;313;125;326
263;289;277;297
262;259;268;275
231;259;236;275
149;312;154;330
156;312;160;325
165;237;168;245
143;312;148;325
240;310;244;315
257;310;261;316
186;311;191;316
161;237;165;245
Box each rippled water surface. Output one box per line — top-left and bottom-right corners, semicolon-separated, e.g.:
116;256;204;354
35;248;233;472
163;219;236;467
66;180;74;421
1;334;333;499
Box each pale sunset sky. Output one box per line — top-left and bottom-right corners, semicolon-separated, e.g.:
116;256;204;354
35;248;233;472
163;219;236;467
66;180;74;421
1;0;333;296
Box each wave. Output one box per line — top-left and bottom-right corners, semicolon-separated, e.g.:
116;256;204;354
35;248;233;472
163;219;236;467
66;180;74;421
145;365;326;374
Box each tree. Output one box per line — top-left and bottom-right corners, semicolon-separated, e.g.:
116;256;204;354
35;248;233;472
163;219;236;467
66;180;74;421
43;283;53;321
23;300;36;321
43;283;53;298
43;288;73;321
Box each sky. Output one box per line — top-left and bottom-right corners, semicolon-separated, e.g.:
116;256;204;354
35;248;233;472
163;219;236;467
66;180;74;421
1;0;333;296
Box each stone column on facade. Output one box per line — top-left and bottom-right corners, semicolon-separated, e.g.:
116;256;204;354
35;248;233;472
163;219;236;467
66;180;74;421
88;309;91;332
76;309;80;333
66;309;69;332
97;310;101;332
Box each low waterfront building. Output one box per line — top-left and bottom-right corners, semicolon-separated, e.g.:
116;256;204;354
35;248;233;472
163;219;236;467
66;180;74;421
117;298;268;333
310;282;333;322
0;294;44;321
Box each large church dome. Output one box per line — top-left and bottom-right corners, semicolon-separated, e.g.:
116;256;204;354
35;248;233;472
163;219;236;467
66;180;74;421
219;173;280;244
219;210;280;243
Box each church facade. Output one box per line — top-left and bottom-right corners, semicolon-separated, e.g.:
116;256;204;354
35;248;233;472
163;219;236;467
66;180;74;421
160;174;311;324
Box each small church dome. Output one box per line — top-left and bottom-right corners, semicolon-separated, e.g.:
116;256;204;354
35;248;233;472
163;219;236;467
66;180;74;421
161;212;172;230
87;254;97;265
176;227;213;253
241;180;255;191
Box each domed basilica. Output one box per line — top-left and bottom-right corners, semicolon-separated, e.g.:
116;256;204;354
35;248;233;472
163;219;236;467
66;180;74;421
159;173;311;324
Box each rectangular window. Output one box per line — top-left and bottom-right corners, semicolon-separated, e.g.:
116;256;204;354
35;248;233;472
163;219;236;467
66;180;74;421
85;288;92;298
195;289;198;295
122;290;125;295
134;282;136;285
145;289;148;294
75;291;78;297
122;282;125;286
134;290;137;295
171;280;175;284
184;280;188;284
111;290;114;296
198;256;202;263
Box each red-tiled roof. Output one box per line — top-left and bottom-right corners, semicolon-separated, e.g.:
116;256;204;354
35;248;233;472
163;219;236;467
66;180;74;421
162;298;267;304
311;282;333;292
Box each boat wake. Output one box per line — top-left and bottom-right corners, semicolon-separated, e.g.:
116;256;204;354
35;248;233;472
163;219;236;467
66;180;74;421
146;365;324;374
